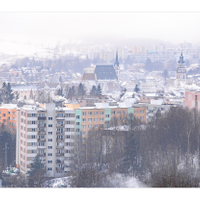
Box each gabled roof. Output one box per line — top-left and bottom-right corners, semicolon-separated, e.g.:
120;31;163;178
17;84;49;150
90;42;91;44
94;65;117;80
81;73;96;81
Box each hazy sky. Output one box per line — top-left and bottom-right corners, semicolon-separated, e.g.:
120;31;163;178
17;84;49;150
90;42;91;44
1;12;200;45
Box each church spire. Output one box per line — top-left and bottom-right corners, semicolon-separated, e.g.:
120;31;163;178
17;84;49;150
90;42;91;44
114;49;119;67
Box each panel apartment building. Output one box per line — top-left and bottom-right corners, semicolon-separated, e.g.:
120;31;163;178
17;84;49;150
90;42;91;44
19;104;75;178
18;102;146;178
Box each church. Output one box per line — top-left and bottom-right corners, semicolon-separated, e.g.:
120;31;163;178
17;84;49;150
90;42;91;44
176;52;187;82
81;50;121;94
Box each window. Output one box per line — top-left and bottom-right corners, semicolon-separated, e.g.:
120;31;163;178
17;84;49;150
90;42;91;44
66;113;70;117
140;110;144;113
88;112;92;116
32;128;36;132
66;128;70;132
8;111;10;115
112;111;115;114
48;153;52;156
48;146;52;149
195;95;198;100
48;160;52;163
48;168;52;171
32;113;36;117
134;110;138;114
12;117;15;120
7;117;10;120
82;125;86;129
117;111;121;114
94;118;98;122
82;118;86;122
76;122;80;125
32;142;35;146
123;111;127;114
66;142;70;146
48;139;52;142
48;117;53;120
32;135;35;139
32;121;36;124
39;142;45;146
140;116;144;120
66;121;70;124
100;118;104;121
66;150;70;153
94;124;98;128
88;125;92;129
48;124;53;127
106;114;110;118
39;113;45;117
76;115;80;119
48;132;52;135
66;157;70;161
66;135;70;139
32;150;35;153
3;114;6;117
76;128;80;132
100;111;104;115
94;111;98;115
12;112;15;115
88;118;92;122
82;131;86;135
82;112;86;116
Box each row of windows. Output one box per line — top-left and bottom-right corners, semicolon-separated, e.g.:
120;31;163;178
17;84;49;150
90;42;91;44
81;118;104;123
0;111;15;115
134;110;144;114
0;116;15;120
82;124;103;129
111;111;127;115
82;111;104;116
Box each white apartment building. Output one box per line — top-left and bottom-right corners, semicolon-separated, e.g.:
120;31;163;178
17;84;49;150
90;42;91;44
19;103;75;178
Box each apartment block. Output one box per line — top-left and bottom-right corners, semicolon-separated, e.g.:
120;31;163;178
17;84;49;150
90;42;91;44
185;91;200;110
19;104;75;178
0;104;19;134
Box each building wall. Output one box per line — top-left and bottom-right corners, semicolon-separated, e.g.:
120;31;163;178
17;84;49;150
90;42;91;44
0;107;17;133
185;91;200;110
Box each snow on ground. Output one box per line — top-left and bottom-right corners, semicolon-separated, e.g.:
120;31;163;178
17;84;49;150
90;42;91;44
106;173;146;187
44;176;72;188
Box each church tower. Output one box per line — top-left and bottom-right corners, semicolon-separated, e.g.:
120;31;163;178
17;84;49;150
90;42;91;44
114;49;120;81
176;51;186;81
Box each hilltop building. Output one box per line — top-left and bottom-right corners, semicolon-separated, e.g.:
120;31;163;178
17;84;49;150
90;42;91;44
176;52;187;82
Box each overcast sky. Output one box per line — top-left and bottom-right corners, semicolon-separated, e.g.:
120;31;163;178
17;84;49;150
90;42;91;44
1;0;200;47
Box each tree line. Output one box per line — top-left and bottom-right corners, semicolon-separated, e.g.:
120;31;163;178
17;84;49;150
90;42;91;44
72;107;200;187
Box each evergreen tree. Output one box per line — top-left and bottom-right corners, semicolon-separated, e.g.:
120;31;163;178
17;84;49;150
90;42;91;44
90;85;97;96
0;82;14;103
59;76;62;84
134;84;140;93
27;155;46;187
77;83;86;96
122;131;137;175
96;84;102;96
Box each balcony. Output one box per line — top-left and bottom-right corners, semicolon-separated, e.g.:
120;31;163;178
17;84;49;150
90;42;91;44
38;131;46;135
56;146;64;149
38;117;46;120
38;124;46;128
38;153;46;157
38;138;46;142
38;146;46;149
56;124;64;128
56;167;64;171
56;160;64;164
56;116;65;120
56;131;64;135
56;138;64;142
56;153;64;157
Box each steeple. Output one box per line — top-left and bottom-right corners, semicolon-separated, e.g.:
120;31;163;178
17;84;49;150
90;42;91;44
114;49;119;67
178;50;185;65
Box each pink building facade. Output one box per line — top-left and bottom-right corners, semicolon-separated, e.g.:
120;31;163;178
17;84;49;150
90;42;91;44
185;91;200;110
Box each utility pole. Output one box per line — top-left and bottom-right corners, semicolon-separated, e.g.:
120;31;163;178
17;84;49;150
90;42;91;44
4;142;8;169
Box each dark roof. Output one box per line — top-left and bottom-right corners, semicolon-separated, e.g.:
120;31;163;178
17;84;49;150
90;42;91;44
94;65;117;80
